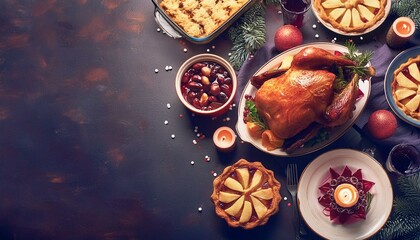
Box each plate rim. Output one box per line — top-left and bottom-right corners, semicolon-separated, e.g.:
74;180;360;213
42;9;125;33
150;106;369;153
297;148;394;239
311;0;392;36
384;45;420;128
235;42;372;157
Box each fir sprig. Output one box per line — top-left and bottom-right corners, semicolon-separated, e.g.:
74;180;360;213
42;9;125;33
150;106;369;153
229;3;266;70
373;172;420;240
392;0;420;29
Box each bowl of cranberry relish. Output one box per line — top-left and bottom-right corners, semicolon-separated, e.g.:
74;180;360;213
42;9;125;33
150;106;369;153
176;54;237;116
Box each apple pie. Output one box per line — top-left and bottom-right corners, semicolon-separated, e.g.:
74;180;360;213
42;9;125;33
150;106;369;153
313;0;387;33
211;159;281;229
392;55;420;120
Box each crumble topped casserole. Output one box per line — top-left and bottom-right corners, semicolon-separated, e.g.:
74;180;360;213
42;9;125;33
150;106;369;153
160;0;249;38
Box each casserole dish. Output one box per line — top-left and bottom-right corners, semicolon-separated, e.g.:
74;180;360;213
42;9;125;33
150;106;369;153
151;0;257;44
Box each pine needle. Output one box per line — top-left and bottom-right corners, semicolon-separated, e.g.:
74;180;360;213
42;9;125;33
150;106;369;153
373;172;420;240
392;0;420;28
228;3;266;70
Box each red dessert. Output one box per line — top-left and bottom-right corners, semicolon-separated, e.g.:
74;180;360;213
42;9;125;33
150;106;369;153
318;166;375;224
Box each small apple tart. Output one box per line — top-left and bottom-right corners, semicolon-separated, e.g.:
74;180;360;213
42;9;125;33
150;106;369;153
392;55;420;120
211;159;281;229
313;0;387;33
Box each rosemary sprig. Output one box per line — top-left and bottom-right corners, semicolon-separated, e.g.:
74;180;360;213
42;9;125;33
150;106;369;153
343;41;374;78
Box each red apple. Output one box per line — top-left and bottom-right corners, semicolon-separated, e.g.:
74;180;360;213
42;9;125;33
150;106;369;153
367;110;398;140
274;25;303;52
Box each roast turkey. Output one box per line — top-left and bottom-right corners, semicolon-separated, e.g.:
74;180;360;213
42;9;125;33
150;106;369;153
254;47;360;141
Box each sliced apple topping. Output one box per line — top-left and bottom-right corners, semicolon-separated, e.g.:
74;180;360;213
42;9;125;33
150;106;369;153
357;4;375;21
340;9;352;27
249;170;263;190
396;89;417;101
219;191;241;203
363;0;380;8
251;195;268;219
396;72;418;90
405;94;420;112
251;188;274;200
239;201;253;223
225;195;244;216
408;63;420;82
322;0;344;8
351;8;364;27
235;168;250;189
329;8;346;20
224;177;244;192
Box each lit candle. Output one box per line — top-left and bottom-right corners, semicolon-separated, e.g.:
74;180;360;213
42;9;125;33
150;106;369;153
386;17;416;49
334;183;359;208
213;126;236;152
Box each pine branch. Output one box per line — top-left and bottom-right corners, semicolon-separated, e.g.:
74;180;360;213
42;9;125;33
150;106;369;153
397;170;420;199
391;0;420;28
228;3;266;70
373;172;420;240
375;214;420;240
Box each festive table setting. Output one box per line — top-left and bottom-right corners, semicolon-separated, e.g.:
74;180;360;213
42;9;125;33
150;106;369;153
0;0;419;239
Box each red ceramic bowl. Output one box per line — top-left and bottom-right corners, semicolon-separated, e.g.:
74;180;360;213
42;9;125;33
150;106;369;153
175;54;237;116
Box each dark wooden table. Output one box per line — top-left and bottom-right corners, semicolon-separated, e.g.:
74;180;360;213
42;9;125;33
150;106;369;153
0;1;409;239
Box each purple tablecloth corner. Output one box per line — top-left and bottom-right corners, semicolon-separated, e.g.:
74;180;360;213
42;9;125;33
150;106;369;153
236;42;420;153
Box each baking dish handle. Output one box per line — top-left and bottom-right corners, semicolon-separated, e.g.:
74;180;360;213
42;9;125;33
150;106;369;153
153;8;182;39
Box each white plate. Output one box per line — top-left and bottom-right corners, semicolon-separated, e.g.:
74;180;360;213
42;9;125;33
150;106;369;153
298;149;393;240
235;42;371;157
311;0;392;36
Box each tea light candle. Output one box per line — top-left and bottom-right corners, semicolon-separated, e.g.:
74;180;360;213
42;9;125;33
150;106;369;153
213;126;236;152
386;17;416;49
334;183;359;208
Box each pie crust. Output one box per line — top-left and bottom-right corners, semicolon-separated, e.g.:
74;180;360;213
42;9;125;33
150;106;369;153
392;55;420;120
313;0;387;33
211;159;281;229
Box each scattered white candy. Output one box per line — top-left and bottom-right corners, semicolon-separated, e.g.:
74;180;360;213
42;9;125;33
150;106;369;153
315;34;319;39
168;66;173;70
284;197;288;200
360;36;364;40
157;28;161;32
213;172;217;177
154;69;159;73
165;66;169;71
198;207;203;212
206;49;210;52
167;103;171;109
191;161;195;165
212;45;216;49
183;48;188;53
164;120;169;125
228;52;232;56
193;140;197;145
312;24;317;29
171;134;175;139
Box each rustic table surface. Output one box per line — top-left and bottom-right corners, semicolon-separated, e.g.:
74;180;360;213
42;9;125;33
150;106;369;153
0;1;417;239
